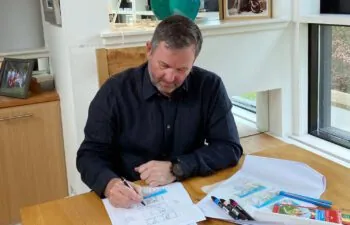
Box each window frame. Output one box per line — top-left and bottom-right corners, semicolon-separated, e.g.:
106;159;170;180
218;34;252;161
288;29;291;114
308;24;350;149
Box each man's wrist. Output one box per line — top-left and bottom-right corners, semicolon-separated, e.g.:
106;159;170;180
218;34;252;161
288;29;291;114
170;158;185;181
104;178;120;197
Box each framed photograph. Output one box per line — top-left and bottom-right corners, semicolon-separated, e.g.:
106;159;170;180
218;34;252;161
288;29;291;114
219;0;272;21
109;13;116;23
0;58;35;99
41;0;62;26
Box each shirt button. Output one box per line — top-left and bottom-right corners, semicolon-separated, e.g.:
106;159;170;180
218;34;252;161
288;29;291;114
166;124;171;129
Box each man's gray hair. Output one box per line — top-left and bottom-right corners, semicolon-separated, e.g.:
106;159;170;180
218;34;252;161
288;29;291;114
150;15;203;58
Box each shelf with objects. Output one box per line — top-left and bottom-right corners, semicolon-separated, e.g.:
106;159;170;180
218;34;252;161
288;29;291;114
108;0;219;24
0;49;56;98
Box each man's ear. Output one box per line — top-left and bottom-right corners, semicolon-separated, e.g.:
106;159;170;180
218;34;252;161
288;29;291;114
146;41;152;59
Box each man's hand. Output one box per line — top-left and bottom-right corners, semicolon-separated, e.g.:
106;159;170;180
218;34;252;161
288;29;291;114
135;161;176;186
104;178;143;208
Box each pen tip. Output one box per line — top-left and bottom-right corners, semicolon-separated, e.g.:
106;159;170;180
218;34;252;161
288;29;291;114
211;196;216;201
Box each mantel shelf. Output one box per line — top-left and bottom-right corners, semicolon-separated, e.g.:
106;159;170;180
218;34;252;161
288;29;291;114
101;18;290;47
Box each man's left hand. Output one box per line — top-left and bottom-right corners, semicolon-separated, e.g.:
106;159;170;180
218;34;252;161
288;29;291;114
135;161;176;186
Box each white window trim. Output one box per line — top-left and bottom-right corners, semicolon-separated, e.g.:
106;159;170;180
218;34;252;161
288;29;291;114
288;134;350;168
290;21;350;169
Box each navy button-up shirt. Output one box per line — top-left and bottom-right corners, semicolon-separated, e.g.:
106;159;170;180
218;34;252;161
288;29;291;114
76;63;243;196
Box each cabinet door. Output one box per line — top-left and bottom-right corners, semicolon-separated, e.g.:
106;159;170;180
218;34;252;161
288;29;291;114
0;139;11;225
0;101;68;224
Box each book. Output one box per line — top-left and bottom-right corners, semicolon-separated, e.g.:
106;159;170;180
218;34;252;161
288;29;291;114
272;204;342;224
342;212;350;225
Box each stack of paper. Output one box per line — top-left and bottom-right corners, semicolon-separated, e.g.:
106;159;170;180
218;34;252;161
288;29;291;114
196;155;326;223
103;182;205;225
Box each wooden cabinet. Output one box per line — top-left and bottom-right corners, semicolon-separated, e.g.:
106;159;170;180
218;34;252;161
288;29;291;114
0;91;68;225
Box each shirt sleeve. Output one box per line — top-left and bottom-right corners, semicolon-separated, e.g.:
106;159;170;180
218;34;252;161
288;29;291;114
177;77;243;179
76;80;120;197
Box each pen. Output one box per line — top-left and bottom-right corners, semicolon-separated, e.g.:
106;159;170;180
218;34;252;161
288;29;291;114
211;196;239;220
220;199;245;220
121;177;146;206
143;188;167;199
279;191;332;208
230;199;255;221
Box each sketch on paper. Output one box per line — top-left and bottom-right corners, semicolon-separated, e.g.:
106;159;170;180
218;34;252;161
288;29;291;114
144;203;178;225
103;182;206;225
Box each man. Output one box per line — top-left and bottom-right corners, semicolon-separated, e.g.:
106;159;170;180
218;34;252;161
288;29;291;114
76;15;243;209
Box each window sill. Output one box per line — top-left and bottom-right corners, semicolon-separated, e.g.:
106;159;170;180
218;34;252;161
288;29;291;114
101;18;289;47
298;14;350;26
288;134;350;168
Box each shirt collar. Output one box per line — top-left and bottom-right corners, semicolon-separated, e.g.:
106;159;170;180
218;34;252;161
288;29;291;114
143;65;158;100
142;63;189;100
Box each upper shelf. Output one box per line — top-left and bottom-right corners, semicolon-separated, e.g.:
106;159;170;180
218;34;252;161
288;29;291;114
101;18;289;46
298;14;350;26
113;9;219;20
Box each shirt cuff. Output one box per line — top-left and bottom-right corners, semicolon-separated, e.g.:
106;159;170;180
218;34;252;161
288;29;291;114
176;153;198;179
92;169;119;198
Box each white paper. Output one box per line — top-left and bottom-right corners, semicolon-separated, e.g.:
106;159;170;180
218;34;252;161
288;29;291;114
103;182;205;225
240;156;326;197
229;219;286;225
197;155;326;222
201;181;223;194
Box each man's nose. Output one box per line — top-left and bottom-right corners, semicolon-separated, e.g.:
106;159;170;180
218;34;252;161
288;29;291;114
164;70;175;83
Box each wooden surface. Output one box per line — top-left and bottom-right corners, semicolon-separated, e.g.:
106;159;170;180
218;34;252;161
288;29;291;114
95;47;147;87
95;48;109;87
240;132;287;154
20;136;350;225
0;100;68;225
0;90;59;109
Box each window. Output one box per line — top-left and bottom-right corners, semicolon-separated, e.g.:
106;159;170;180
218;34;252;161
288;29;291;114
231;92;257;114
309;24;350;149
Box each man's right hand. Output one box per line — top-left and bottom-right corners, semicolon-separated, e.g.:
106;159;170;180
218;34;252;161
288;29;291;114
104;178;143;208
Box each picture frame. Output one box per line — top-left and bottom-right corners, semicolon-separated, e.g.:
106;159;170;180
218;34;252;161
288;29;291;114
0;58;36;99
219;0;272;21
41;0;62;26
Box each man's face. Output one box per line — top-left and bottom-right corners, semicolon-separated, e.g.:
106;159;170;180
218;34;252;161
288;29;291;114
146;41;196;96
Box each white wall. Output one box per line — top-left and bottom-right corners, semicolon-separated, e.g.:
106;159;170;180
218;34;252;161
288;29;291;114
42;0;294;195
40;0;110;194
196;28;292;96
0;0;44;52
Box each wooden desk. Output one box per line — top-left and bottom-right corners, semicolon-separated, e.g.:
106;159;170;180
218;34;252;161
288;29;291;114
21;144;350;225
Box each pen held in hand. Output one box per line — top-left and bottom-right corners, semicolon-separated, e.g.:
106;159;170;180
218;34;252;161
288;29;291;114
121;177;146;206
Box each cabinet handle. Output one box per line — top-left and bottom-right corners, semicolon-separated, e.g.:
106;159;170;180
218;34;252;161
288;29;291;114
0;113;33;121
